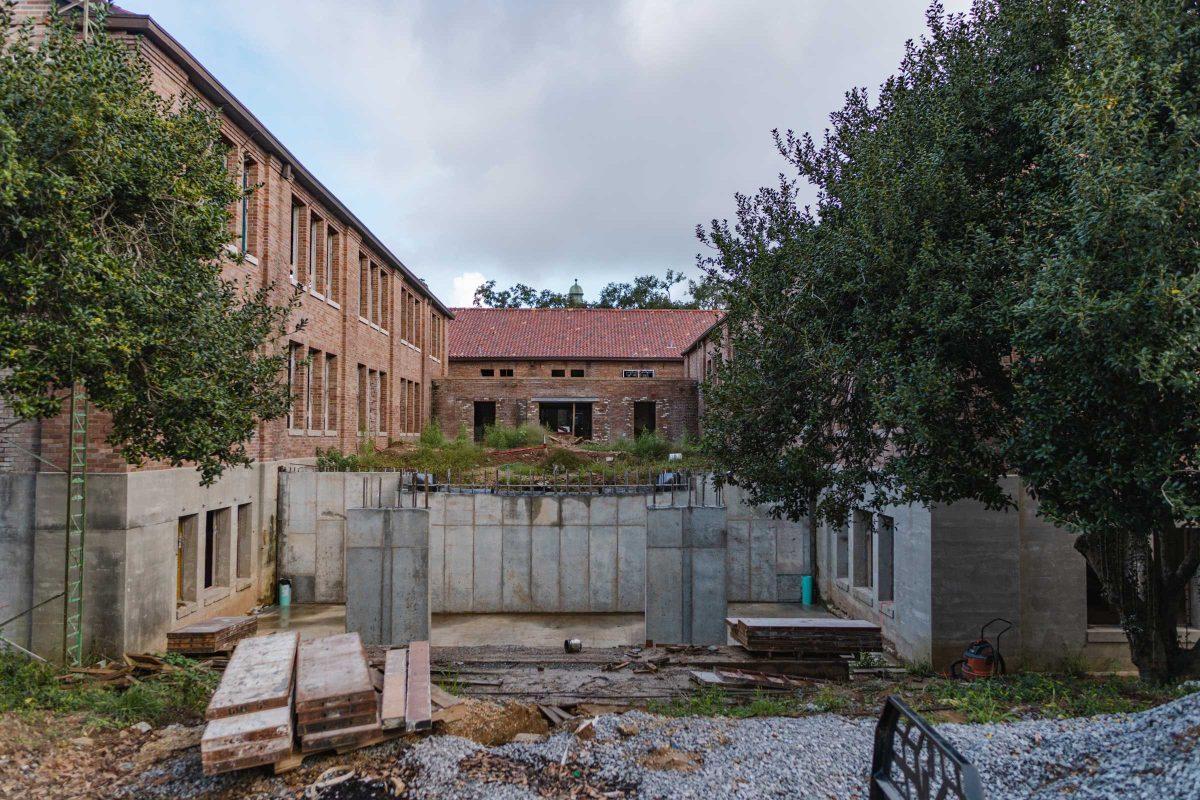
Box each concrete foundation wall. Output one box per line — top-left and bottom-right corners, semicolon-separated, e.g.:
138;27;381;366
8;462;282;660
345;507;430;645
646;506;728;645
278;472;804;613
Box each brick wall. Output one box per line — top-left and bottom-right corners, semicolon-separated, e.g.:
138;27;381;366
13;8;450;473
448;359;684;379
432;376;700;442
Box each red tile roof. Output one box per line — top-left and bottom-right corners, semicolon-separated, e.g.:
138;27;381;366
448;308;722;360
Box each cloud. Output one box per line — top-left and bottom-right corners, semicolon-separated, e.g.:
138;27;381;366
450;271;486;308
137;0;972;304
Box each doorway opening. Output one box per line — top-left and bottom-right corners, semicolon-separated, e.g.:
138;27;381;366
473;401;496;442
633;401;656;436
538;401;593;439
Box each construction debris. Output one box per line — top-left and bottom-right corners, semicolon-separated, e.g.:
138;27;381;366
296;633;380;752
689;668;815;691
167;615;257;655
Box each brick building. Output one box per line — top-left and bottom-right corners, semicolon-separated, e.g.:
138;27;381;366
0;1;451;658
682;316;730;432
433;308;720;442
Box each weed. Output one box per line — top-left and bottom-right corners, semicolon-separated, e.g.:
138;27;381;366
649;686;804;718
810;685;850;713
483;423;548;449
851;651;887;669
542;447;587;471
0;651;218;730
418;422;446;448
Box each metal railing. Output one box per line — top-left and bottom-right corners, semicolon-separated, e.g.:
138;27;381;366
870;695;984;800
336;468;725;508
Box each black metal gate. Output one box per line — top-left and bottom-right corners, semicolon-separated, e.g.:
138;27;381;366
870;695;984;800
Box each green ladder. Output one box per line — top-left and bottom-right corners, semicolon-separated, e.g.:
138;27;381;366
62;388;88;666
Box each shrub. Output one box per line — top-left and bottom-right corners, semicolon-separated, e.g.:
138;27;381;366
483;422;548;449
315;447;358;471
418;422;446;448
541;447;587;471
612;431;673;462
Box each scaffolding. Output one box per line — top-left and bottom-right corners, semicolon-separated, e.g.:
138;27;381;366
61;388;88;666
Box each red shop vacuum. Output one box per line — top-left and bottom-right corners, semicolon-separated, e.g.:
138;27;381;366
949;617;1011;680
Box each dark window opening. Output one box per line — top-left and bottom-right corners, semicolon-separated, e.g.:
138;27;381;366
551;369;566;377
633;401;656;435
500;368;514;377
473;401;496;442
622;370;638;378
639;369;655;378
480;369;494;377
538;401;592;439
570;369;585;377
1086;564;1122;626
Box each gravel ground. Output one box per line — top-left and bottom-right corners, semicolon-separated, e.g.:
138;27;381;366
119;689;1200;799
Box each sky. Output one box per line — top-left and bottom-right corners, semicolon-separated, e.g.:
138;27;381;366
132;0;972;307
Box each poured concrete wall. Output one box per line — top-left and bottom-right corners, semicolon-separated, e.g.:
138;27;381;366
13;463;280;660
0;474;37;648
345;507;430;645
646;506;728;645
279;472;806;613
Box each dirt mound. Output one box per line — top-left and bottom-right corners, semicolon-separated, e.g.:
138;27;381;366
434;699;549;746
639;745;703;772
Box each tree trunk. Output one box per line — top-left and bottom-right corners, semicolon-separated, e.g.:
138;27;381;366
1075;526;1200;683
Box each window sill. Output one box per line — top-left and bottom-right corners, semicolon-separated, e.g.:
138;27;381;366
835;578;850;593
288;428;307;437
324;429;337;437
236;578;252;592
880;601;895;619
328;299;341;310
175;602;198;620
851;586;875;607
202;587;231;606
402;340;421;353
359;317;389;334
244;253;259;266
429;356;441;364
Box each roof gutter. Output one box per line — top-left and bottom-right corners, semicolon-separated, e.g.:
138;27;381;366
105;11;454;319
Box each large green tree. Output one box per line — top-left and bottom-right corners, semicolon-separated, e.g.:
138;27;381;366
701;0;1200;680
473;269;713;309
0;7;298;483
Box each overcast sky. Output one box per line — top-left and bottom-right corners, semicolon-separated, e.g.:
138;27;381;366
134;0;971;306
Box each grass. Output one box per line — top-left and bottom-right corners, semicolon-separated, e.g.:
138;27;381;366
650;686;804;718
646;671;1191;724
0;651;219;730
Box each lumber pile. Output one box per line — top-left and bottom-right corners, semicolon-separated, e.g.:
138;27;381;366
200;631;433;775
168;616;258;655
201;632;298;774
726;617;882;657
296;633;381;753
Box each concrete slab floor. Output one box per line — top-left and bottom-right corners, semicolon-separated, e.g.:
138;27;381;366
257;601;829;646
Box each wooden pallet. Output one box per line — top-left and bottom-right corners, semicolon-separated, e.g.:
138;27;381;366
168;616;257;655
296;633;382;750
726;617;882;656
201;705;293;775
205;632;299;721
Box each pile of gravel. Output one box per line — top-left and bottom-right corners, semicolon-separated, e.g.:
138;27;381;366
394;688;1199;799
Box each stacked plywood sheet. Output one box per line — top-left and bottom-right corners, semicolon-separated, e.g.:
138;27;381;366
726;617;883;657
201;632;298;774
295;633;381;753
168;616;258;655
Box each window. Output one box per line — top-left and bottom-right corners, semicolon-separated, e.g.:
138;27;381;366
551;369;566;377
378;371;388;434
480;369;495;377
357;364;368;434
369;264;380;325
359;255;369;319
204;507;231;590
835;521;849;581
324;228;338;301
304;347;315;430
622;370;638;378
236;503;252;581
379;270;390;330
852;510;873;588
639;369;655;378
309;347;324;431
240;156;256;255
499;368;514;377
289;200;303;281
570;369;585;377
877;514;895;602
308;215;321;296
177;514;198;604
287;342;305;431
324;354;338;431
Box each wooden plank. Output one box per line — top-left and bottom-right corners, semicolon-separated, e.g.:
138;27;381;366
725;617;881;630
380;648;408;731
205;632;299;720
201;705;292;750
295;633;375;713
404;641;431;732
430;684;461;710
300;720;382;753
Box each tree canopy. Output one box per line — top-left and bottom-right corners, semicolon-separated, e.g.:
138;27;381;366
0;8;298;483
473;269;716;309
700;0;1200;680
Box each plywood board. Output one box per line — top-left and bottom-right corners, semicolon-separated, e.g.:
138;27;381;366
205;632;299;720
404;640;431;732
380;648;407;730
